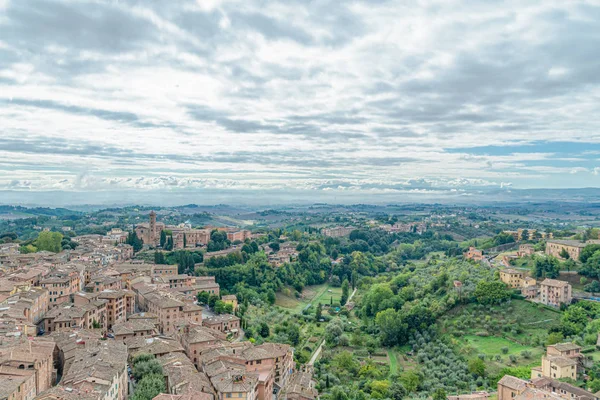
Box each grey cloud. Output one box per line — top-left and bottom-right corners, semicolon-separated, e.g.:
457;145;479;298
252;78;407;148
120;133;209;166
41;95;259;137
1;1;158;54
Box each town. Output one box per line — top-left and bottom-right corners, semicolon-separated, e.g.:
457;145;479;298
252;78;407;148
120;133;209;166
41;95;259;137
0;203;600;400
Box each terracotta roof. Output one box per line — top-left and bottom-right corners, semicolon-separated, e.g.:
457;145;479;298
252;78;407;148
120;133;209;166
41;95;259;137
546;355;578;367
498;375;528;391
540;278;570;288
550;342;581;352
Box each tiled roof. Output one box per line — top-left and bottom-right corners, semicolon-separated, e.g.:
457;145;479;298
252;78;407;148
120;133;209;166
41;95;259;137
498;375;528;391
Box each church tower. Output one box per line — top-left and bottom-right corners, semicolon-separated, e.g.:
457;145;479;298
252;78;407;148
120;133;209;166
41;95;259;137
149;211;157;244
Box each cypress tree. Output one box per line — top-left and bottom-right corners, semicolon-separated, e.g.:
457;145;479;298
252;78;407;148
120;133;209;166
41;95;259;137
160;231;167;248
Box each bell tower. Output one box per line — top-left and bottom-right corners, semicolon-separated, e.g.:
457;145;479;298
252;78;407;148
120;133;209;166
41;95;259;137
149;211;157;244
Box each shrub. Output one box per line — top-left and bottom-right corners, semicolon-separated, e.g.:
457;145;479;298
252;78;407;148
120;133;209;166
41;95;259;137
501;347;509;354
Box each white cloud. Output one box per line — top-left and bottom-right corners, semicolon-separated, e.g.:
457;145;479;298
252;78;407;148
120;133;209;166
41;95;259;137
0;0;599;202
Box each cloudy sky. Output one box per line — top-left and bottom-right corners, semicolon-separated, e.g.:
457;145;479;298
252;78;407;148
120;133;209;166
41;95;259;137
1;0;600;205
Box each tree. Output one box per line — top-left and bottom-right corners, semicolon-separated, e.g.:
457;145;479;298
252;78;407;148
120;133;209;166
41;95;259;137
341;279;349;306
433;388;447;400
399;370;422;393
197;291;210;304
375;308;407;346
532;256;560;279
585;280;600;294
20;244;37;254
269;242;280;252
35;231;63;253
325;318;345;347
287;324;300;346
581;245;600;263
332;351;359;374
214;300;233;315
165;235;173;251
160;230;167;248
389;382;407;400
154;251;166;264
559;248;570;260
183;233;187;248
546;332;564;346
259;322;270;338
126;231;143;252
474;281;510;305
468;358;486;377
131;374;165;400
132;359;162;381
560;306;589;336
316;302;323;320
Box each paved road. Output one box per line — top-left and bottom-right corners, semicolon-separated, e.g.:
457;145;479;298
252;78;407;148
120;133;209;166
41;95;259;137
307;287;358;366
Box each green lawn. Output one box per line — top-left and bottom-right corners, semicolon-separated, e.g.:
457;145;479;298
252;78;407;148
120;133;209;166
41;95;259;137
388;350;398;375
459;335;532;355
314;286;343;306
275;284;340;314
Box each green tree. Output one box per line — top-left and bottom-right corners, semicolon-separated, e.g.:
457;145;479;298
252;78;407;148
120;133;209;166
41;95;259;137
433;388;447;400
19;244;37;254
468;358;486;377
160;230;167;248
389;382;407;400
126;231;143;252
399;370;422;393
131;374;165;400
269;242;280;252
133;359;162;381
474;280;510;305
332;351;359;374
316;303;323;320
164;235;173;251
287;324;300;346
559;248;570;259
532;256;560;279
35;231;63;253
341;279;349;306
259;322;270;338
375;308;407;346
584;280;600;294
546;332;564;346
197;291;210;304
154;251;166;264
581;245;600;263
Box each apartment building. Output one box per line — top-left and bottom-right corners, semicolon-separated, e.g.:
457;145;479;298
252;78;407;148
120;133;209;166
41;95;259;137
40;272;80;304
531;343;582;380
1;287;49;325
0;339;56;395
499;269;525;288
42;302;106;332
38;341;128;400
203;314;241;335
539;279;572;307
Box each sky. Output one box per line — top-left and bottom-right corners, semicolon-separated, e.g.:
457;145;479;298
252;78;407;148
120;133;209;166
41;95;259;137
1;0;600;205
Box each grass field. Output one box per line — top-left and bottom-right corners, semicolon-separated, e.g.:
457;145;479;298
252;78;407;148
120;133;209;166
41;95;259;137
438;299;560;376
275;284;343;314
457;335;537;356
387;350;398;375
